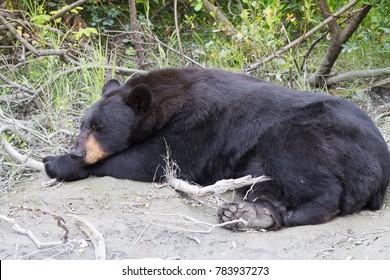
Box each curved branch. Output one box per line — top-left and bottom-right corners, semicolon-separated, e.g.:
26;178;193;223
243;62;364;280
1;126;44;171
324;67;390;86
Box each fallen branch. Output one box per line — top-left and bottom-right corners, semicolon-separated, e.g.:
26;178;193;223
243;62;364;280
0;127;44;171
129;209;248;234
323;67;390;86
1;204;69;250
73;215;106;260
0;71;40;96
0;13;74;62
0;214;63;249
168;175;272;197
374;112;390;122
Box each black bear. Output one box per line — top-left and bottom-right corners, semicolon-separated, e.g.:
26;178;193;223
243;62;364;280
44;68;390;230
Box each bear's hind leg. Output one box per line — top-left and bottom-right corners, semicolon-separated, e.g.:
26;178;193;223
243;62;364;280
218;194;340;230
280;195;340;227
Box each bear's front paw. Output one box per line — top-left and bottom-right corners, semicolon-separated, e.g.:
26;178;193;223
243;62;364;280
217;201;277;231
43;154;88;181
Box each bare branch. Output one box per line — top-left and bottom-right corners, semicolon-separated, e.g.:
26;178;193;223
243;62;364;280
1;126;44;171
309;4;372;86
318;0;341;34
128;209;249;234
244;0;361;72
174;0;185;64
0;13;73;61
153;35;206;68
324;67;390;86
50;0;88;21
73;215;106;260
0;71;40;95
168;175;272;197
1;204;69;250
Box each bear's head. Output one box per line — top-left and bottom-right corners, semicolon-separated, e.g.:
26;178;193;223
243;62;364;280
70;78;152;165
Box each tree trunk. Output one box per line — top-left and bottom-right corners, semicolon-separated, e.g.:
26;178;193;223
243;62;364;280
128;0;146;69
309;3;372;86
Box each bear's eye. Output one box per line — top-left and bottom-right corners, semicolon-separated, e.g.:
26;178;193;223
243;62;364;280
90;124;99;131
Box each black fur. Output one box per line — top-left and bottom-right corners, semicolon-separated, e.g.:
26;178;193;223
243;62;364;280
44;68;390;229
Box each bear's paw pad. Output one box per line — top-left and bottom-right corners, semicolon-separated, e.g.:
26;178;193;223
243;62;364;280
217;201;274;231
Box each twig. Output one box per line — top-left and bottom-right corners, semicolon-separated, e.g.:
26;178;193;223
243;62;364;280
131;210;248;234
174;0;185;64
323;67;390;86
153;35;205;68
314;247;335;258
374;112;390;122
0;71;40;96
1;132;44;171
168;175;272;197
9;203;69;243
0;14;71;61
1;204;68;250
73;215;106;260
50;0;88;21
244;0;361;72
134;223;150;244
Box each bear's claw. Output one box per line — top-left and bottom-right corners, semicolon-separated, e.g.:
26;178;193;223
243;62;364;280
217;201;275;231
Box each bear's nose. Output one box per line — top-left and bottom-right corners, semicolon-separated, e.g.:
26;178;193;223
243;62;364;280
70;150;85;162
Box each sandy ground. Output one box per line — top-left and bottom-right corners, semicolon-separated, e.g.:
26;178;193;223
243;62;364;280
0;173;389;260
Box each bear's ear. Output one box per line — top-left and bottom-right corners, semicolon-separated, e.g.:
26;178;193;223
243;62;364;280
102;79;121;96
125;84;152;115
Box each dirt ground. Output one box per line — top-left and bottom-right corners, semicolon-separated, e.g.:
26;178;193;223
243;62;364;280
1;173;389;260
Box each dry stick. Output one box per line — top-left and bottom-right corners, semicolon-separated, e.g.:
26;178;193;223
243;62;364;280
50;0;88;21
0;214;65;249
153;35;205;68
168;175;272;197
174;0;185;64
1;134;44;171
73;215;106;260
132;210;248;234
323;67;390;86
0;14;70;60
374;112;390;122
9;203;69;242
47;64;143;79
0;109;52;145
1;204;69;249
244;0;361;72
0;71;39;96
